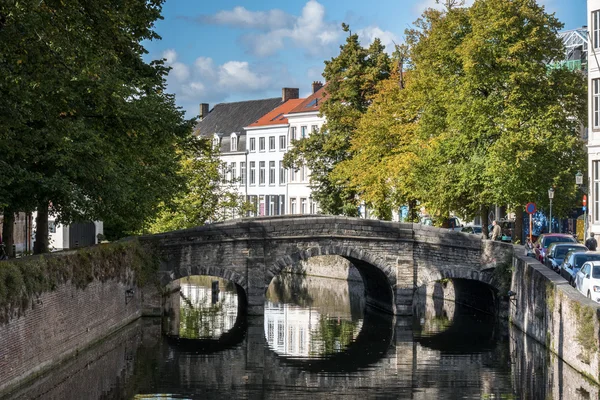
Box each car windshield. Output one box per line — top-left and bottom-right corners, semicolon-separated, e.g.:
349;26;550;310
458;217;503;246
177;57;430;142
555;246;586;259
593;266;600;278
543;236;576;248
575;255;600;269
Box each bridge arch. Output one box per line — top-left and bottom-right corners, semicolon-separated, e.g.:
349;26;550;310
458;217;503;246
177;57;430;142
267;244;397;314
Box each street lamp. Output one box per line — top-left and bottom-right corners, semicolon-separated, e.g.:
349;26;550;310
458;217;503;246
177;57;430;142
548;188;555;233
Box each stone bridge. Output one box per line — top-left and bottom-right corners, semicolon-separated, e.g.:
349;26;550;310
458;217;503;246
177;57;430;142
141;215;513;315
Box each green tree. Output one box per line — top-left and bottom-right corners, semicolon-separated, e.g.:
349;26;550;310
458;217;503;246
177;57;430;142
284;24;392;215
373;0;585;236
146;142;252;234
0;1;193;252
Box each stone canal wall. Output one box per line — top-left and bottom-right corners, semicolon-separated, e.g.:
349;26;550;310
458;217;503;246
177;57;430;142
0;241;153;395
510;250;600;383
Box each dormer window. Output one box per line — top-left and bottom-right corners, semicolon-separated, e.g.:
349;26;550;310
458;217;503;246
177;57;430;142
212;134;220;150
231;133;238;152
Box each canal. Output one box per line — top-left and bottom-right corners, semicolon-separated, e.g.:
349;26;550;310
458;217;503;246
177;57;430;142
4;258;600;399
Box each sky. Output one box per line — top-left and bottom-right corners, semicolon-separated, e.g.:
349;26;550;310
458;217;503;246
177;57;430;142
142;0;588;118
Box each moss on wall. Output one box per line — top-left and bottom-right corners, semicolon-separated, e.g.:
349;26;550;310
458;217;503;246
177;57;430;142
571;299;599;365
493;261;513;294
0;239;158;324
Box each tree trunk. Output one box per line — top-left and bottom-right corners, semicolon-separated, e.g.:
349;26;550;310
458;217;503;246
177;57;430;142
481;205;490;239
408;199;418;222
2;208;15;257
34;201;49;254
514;206;524;244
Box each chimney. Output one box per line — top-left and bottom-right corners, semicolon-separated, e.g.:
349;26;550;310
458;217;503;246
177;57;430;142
312;81;323;94
282;88;299;102
199;103;209;120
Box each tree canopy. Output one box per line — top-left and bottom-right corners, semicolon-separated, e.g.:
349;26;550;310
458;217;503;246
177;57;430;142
0;0;194;252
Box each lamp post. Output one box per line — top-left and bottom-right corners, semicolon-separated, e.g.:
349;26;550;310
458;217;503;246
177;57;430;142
576;171;588;241
548;188;555;233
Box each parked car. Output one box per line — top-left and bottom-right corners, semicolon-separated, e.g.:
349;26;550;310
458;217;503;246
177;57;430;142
462;225;482;235
534;233;578;263
575;261;600;302
442;217;464;231
545;243;588;272
561;251;600;286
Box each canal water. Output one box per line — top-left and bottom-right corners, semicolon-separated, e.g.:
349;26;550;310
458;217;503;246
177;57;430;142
4;271;600;399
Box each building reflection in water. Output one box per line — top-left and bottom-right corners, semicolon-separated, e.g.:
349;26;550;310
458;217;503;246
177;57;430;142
165;275;239;339
264;273;364;359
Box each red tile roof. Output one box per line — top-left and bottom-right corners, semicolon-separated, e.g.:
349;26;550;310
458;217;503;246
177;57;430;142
287;84;329;114
247;98;305;127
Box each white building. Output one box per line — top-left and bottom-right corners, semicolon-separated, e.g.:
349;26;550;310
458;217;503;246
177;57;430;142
244;97;305;216
284;82;327;215
589;1;600;235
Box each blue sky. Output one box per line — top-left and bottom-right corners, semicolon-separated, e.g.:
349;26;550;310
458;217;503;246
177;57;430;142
143;0;587;118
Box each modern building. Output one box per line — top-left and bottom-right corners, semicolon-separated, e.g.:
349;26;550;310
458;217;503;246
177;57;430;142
589;1;600;236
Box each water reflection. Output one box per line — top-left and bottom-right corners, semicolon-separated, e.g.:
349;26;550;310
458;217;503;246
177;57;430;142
165;276;238;340
6;274;600;399
264;274;365;359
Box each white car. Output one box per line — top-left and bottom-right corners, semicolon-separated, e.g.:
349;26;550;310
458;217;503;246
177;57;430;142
575;261;600;302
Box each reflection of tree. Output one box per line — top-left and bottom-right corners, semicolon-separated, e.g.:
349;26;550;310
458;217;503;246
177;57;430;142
179;303;223;339
268;273;314;307
309;315;360;357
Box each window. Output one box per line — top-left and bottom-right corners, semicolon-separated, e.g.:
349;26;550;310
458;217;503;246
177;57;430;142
301;198;307;214
259;137;266;151
594;161;600;223
259;161;266;185
213;136;220;150
301;126;307;138
278;321;284;346
230;134;237;151
290;166;296;182
311;125;318;134
279;196;285;215
230;162;236;181
290;127;297;141
221;163;227;182
290;198;297;214
279;161;286;184
269;161;276;185
269;196;277;215
250;161;256;185
279;135;286;150
250;138;256;152
240;162;246;185
269;136;276;151
594;79;600;129
48;221;56;234
593;11;600;49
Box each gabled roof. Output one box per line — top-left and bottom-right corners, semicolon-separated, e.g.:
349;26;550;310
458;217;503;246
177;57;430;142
287;84;329;114
247;99;305;127
194;97;283;138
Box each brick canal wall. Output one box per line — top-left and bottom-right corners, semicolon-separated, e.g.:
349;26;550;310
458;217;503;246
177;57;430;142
0;241;156;396
510;250;600;383
0;275;143;394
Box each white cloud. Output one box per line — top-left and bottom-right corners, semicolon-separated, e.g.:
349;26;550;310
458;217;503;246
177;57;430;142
199;6;294;30
198;1;342;57
159;50;293;117
357;26;400;53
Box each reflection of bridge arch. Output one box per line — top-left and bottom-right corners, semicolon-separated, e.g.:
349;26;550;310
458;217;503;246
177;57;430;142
269;246;395;314
166;314;247;354
264;310;395;373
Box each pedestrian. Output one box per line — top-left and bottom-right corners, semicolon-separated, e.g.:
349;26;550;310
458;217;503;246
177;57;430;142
585;232;598;251
491;220;502;241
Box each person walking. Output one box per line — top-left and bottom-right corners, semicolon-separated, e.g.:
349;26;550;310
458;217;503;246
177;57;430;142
491;220;502;241
585;232;598;251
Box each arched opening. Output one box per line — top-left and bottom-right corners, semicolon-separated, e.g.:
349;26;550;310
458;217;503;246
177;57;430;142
163;275;247;347
263;251;395;366
413;278;503;353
